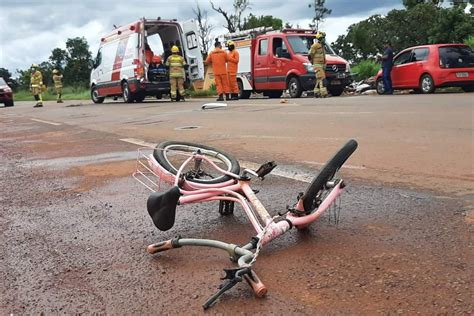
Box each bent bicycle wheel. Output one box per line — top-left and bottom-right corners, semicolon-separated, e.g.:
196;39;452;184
302;139;358;214
153;141;241;184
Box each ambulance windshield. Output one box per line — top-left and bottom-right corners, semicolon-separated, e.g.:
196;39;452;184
287;35;335;55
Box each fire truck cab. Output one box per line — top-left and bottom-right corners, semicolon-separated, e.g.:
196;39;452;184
90;18;204;103
226;28;351;98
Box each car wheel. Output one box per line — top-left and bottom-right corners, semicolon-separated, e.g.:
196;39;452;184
91;86;105;104
238;80;251;99
376;78;385;95
288;77;302;98
4;100;14;107
122;82;134;103
135;94;145;103
420;74;435;94
462;85;474;93
156;93;163;99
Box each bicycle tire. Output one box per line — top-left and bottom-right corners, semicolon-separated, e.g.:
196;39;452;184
302;139;358;214
153;141;241;184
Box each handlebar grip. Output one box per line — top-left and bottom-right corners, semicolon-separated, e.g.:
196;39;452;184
147;240;173;254
244;270;267;297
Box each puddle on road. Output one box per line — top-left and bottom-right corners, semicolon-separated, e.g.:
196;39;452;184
28;151;139;168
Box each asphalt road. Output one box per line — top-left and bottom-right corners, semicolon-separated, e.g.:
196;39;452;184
1;93;473;314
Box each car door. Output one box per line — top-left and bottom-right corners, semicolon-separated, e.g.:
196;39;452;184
254;38;270;90
181;19;205;81
391;50;413;87
406;47;430;87
270;37;290;90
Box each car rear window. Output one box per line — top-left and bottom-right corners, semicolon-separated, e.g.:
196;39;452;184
438;46;474;68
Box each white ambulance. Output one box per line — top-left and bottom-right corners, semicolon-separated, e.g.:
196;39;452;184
90;18;204;103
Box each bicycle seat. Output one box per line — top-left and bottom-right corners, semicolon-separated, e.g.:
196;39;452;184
147;186;181;231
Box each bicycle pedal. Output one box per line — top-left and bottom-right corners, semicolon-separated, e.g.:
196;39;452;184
219;200;234;215
255;161;277;179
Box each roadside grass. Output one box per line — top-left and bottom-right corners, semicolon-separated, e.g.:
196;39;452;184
352;60;381;81
13;86;90;101
14;85;217;101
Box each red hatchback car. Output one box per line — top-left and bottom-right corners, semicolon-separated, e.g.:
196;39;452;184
376;44;474;94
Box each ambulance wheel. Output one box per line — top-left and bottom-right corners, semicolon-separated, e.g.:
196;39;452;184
122;82;134;103
91;86;105;104
288;77;302;98
238;80;251;99
156;93;163;100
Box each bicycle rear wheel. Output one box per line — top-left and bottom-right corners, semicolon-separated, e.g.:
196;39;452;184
302;139;358;214
153;141;240;184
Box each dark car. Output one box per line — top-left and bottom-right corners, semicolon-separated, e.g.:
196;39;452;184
0;77;14;107
376;44;474;94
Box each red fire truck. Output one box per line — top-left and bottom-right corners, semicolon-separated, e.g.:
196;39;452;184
223;28;351;98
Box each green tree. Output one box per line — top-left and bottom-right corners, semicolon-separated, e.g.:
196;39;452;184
308;0;332;31
16;68;31;90
63;37;93;87
242;14;283;30
49;48;68;71
0;68;12;82
429;6;474;43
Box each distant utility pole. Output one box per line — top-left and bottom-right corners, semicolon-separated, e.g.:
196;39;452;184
308;0;332;31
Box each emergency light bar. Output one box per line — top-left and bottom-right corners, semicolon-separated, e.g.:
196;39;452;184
281;29;316;34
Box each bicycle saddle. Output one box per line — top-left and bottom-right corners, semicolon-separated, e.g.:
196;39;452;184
147;186;181;231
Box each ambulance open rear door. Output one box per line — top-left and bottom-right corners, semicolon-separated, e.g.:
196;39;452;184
181;19;205;81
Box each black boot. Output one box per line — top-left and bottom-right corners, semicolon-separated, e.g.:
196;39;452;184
216;94;224;101
225;93;231;101
231;93;239;100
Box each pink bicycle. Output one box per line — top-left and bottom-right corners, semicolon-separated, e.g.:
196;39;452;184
134;139;358;309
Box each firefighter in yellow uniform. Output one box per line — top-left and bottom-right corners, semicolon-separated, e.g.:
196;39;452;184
30;64;44;107
165;45;187;101
52;69;63;103
309;31;328;98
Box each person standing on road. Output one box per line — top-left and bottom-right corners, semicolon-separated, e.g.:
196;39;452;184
165;45;187;102
380;41;394;95
309;31;328;98
30;64;44;108
226;40;239;100
206;39;230;101
52;69;63;103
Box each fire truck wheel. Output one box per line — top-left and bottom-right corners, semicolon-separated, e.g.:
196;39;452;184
288;77;302;98
238;80;251;99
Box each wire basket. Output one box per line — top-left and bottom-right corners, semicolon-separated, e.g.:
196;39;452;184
133;148;173;192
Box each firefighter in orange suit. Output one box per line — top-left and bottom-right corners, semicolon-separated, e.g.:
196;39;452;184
226;40;239;100
206;39;230;101
165;45;187;101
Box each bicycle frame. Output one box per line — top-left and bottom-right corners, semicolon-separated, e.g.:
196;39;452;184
134;148;345;244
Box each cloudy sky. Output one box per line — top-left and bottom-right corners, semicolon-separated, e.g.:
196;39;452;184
0;0;404;75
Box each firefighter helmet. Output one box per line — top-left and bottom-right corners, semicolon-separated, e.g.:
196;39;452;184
52;69;59;74
315;31;326;41
227;40;235;47
31;64;39;69
171;45;180;53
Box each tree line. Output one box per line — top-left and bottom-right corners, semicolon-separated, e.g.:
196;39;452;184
332;1;474;63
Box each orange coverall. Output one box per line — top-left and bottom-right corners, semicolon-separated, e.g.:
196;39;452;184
205;47;229;95
227;49;240;94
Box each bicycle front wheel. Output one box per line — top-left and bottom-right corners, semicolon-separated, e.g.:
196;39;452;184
153;141;241;184
302;139;358;214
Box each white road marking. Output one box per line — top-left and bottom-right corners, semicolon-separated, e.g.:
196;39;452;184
30;118;62;126
119;138;156;148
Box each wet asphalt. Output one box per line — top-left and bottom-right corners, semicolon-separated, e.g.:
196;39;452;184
0;95;472;314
